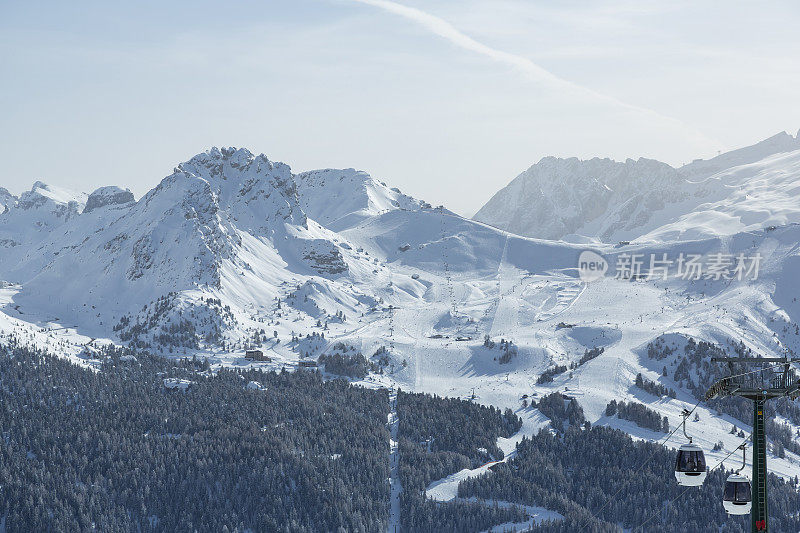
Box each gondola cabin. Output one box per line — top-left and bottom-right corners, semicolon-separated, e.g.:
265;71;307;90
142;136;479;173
723;473;752;515
674;443;707;486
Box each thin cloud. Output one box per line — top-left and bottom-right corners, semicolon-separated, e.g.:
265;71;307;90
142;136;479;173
351;0;721;150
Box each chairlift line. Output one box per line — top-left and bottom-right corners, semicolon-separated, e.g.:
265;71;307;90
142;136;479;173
584;359;794;533
708;357;800;383
702;356;799;530
436;206;458;315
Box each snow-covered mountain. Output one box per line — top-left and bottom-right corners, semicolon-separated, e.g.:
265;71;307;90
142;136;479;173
681;130;800;178
473;156;686;242
0;181;88;258
474;130;800;243
295;168;425;231
0;187;15;211
1;139;799;486
83;186;134;213
0;147;433;346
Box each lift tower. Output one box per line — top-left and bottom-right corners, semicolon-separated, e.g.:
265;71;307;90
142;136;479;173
705;356;800;532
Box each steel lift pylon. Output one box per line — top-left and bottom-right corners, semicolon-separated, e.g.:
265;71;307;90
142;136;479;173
705;356;800;532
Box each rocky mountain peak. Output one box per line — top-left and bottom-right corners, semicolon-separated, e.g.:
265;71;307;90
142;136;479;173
473;156;685;241
84;186;135;213
0;187;15;211
17;181;87;211
172;147;305;232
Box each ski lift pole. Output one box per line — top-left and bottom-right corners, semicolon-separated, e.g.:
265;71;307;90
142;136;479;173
706;355;800;532
751;396;767;532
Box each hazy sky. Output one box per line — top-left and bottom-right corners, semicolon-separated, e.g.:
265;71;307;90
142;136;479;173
2;1;799;216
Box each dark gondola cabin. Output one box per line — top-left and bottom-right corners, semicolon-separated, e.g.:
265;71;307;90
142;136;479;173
723;473;752;515
674;443;707;486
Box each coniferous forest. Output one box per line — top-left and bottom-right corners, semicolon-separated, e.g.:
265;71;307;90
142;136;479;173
0;342;389;532
459;424;800;532
2;341;800;532
396;390;527;532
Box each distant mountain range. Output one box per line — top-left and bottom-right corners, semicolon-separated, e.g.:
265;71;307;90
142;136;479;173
474;130;800;243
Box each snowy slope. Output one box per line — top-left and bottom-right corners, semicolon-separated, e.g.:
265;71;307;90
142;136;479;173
474;130;800;243
681;130;800;178
295;168;424;231
639;148;800;242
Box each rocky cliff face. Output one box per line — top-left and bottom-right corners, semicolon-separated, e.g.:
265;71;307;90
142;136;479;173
474;156;687;242
84;186;135;213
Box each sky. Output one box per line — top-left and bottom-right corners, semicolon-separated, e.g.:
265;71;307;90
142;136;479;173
1;0;799;216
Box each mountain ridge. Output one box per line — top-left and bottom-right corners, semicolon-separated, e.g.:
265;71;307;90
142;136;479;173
474;130;800;243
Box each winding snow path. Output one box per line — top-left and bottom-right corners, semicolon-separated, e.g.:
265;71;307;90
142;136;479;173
426;410;551;501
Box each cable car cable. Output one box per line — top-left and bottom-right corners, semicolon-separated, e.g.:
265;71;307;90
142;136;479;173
577;280;796;531
578;398;703;531
634;433;753;531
